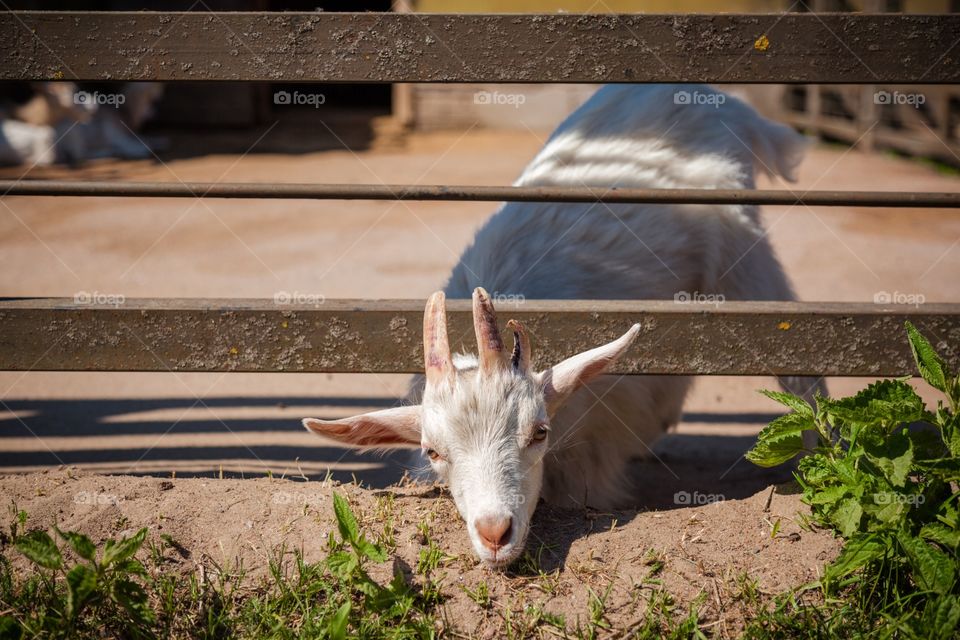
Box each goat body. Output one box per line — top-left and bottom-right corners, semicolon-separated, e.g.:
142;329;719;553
306;84;815;565
440;84;808;508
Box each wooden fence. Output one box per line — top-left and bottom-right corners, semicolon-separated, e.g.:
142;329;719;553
1;11;959;376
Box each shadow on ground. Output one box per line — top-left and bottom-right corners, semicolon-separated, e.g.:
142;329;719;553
0;396;785;510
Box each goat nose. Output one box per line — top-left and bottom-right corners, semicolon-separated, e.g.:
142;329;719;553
475;515;513;551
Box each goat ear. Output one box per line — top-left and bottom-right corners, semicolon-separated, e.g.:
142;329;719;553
539;324;641;415
302;405;422;448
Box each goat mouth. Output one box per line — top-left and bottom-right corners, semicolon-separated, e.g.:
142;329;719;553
482;551;521;569
477;531;529;569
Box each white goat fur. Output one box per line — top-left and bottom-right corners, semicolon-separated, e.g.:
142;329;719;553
305;84;815;566
443;84;808;498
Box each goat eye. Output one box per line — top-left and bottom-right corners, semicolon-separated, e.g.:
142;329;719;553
425;448;441;461
530;424;549;444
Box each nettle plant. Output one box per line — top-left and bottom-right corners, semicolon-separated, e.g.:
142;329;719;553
748;322;960;634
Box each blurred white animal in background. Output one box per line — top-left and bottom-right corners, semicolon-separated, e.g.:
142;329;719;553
0;82;164;166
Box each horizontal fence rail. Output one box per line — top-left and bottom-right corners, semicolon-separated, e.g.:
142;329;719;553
1;299;958;376
1;12;958;83
3;181;960;208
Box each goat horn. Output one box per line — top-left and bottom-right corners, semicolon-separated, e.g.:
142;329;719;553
507;319;531;373
423;291;454;386
472;287;507;374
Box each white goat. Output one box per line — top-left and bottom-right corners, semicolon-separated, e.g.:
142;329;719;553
304;84;818;567
0;82;162;166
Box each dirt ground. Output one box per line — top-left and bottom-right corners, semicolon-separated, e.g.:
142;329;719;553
0;115;959;631
1;469;842;635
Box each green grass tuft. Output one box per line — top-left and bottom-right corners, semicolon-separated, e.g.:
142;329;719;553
0;492;441;639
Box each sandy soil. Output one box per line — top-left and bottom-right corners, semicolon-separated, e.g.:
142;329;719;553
1;469;842;635
0;117;958;630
